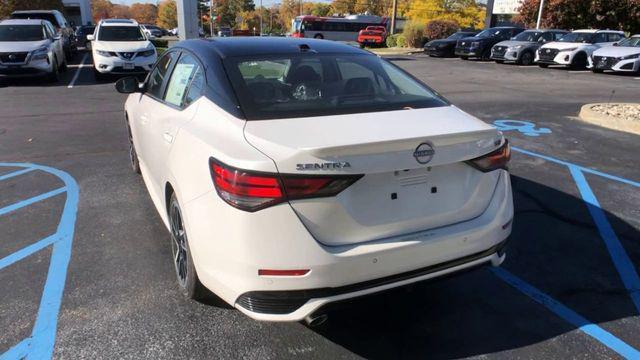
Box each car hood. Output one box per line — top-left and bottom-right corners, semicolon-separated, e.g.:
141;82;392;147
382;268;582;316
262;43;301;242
541;42;586;50
459;36;483;42
93;40;152;52
495;40;533;47
0;39;50;53
427;39;456;46
593;46;640;57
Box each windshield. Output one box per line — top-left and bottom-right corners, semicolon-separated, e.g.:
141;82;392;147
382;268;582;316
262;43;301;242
292;19;301;33
448;32;472;40
98;26;145;41
475;28;502;37
0;25;45;41
513;31;542;42
559;32;594;43
617;37;640;47
224;54;448;120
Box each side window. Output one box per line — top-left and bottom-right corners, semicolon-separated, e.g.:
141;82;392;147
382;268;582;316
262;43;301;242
554;32;565;41
541;32;553;42
184;68;205;107
163;53;201;108
593;33;607;43
146;51;178;99
608;34;621;42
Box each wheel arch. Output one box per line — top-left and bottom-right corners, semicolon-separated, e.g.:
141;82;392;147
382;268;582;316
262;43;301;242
165;181;175;216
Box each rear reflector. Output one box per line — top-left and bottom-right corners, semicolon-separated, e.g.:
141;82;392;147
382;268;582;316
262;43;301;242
258;269;310;276
210;158;363;212
467;139;511;172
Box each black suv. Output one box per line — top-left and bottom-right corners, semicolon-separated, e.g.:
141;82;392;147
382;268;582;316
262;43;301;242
424;31;479;57
455;27;524;60
11;10;77;58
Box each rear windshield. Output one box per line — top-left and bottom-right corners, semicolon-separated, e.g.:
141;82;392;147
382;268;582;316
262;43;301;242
0;25;45;41
98;26;145;41
224;53;448;120
11;13;58;27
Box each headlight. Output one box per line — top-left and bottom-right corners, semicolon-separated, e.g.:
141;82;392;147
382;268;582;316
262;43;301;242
511;45;524;50
138;49;156;57
471;41;480;47
31;46;49;60
96;50;113;57
621;53;640;60
559;47;577;52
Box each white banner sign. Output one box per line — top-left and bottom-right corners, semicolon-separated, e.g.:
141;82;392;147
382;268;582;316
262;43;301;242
493;0;524;14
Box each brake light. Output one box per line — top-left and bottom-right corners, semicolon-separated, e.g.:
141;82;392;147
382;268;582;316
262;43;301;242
292;31;304;38
467;139;511;172
210;159;362;212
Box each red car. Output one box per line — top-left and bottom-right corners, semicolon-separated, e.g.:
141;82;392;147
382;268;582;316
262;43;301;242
358;26;387;46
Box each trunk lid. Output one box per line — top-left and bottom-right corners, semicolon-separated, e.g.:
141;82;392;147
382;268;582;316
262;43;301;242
244;105;503;246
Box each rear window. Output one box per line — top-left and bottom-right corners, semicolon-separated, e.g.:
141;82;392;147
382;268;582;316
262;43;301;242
224;54;448;120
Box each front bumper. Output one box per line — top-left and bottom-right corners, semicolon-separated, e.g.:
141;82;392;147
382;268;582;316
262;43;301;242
424;47;451;57
183;169;513;321
491;48;519;62
536;50;574;65
588;56;640;72
92;52;156;74
455;47;479;57
0;57;53;78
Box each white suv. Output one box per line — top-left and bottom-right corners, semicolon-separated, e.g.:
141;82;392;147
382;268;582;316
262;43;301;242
88;19;157;79
536;29;624;69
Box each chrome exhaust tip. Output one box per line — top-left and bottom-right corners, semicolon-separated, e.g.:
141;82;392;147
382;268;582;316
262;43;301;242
304;313;328;327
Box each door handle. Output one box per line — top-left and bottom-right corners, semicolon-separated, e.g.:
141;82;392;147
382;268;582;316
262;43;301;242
163;131;174;143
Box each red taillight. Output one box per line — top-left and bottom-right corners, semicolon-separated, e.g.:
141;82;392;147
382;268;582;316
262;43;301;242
467;139;511;172
258;269;310;276
210;159;362;212
291;31;304;38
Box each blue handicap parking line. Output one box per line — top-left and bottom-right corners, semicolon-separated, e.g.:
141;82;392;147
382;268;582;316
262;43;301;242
0;163;79;360
492;267;640;359
496;147;640;357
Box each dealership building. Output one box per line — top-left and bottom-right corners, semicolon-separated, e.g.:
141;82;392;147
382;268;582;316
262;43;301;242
484;0;524;27
62;0;92;26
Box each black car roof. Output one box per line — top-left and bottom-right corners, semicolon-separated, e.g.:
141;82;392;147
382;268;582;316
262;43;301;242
175;37;370;59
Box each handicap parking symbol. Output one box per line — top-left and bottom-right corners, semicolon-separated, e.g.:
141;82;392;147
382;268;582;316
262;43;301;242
493;120;552;137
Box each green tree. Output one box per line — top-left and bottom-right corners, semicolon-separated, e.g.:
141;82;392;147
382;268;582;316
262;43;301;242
157;0;178;29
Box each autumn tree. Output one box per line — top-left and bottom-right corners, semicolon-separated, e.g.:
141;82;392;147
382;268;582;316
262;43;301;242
1;0;64;18
514;0;639;34
130;3;157;24
310;2;332;16
110;4;131;19
91;0;112;23
157;0;178;29
331;0;355;15
407;0;484;29
278;0;299;31
354;0;385;16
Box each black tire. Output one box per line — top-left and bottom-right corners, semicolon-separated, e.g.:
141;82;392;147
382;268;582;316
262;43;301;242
60;56;68;72
460;56;469;60
538;63;549;68
495;60;504;64
314;34;324;39
168;193;207;300
127;125;141;174
519;51;534;66
93;68;104;81
592;69;604;73
570;52;587;70
480;48;491;61
47;58;59;83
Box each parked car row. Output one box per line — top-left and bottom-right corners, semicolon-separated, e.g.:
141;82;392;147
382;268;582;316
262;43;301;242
424;27;640;74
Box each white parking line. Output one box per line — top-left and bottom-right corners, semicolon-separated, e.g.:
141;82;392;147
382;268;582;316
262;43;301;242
67;53;89;89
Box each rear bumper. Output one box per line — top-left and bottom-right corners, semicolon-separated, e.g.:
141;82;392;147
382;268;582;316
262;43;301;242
358;36;384;44
183;169;513;321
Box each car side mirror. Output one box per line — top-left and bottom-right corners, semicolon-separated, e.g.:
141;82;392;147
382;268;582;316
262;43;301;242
86;34;94;41
115;77;142;94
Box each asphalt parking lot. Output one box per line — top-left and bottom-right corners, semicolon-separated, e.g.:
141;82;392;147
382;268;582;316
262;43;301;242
1;50;639;359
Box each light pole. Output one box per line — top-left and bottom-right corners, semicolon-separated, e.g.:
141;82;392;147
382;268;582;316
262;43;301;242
259;0;263;36
536;0;545;29
209;0;214;36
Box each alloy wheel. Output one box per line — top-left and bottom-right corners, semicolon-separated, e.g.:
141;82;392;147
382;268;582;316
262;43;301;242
170;201;189;288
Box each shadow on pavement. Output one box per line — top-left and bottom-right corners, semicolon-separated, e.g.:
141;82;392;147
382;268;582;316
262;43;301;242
309;174;639;359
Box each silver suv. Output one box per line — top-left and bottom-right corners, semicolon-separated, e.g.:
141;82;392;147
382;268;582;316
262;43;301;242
491;29;567;65
0;19;66;82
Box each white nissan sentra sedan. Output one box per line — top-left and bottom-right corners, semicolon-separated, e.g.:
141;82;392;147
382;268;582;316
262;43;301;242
116;38;513;323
